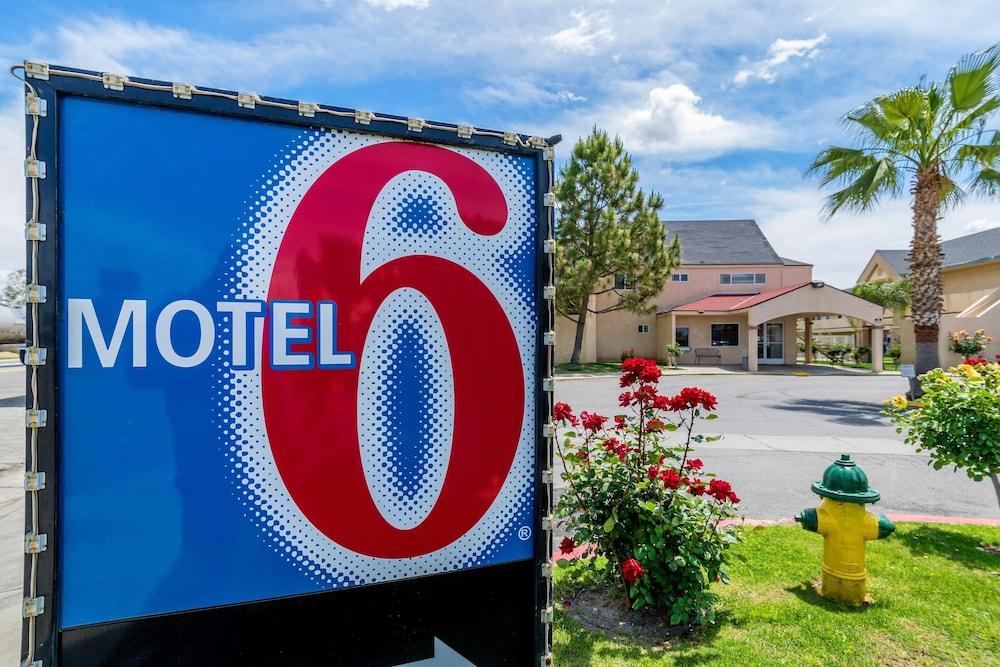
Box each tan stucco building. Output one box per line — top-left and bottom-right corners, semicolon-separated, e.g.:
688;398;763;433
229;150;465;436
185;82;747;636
840;227;1000;366
557;219;886;372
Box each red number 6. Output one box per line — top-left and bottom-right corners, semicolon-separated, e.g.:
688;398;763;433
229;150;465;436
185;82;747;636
262;142;525;558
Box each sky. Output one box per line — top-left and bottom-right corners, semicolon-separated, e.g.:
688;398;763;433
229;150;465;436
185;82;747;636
0;0;998;287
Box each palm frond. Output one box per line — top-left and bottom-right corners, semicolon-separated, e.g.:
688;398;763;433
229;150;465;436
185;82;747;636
954;131;1000;168
948;45;1000;111
876;88;927;130
806;146;878;186
845;102;899;143
822;157;900;218
949;96;1000;135
939;172;966;210
969;167;1000;196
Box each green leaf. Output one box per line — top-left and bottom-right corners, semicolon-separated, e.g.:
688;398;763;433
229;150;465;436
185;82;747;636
948;46;999;111
556;558;572;568
602;516;616;533
705;413;719;420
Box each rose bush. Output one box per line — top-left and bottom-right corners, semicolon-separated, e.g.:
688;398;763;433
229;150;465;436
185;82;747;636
885;361;1000;509
553;358;740;626
949;328;993;356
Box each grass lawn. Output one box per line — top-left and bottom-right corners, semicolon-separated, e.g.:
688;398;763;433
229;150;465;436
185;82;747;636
554;523;1000;666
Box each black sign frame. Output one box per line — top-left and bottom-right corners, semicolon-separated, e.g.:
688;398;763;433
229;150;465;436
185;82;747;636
17;62;555;666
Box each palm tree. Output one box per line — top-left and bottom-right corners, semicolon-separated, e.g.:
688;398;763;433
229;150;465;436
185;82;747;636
809;46;1000;394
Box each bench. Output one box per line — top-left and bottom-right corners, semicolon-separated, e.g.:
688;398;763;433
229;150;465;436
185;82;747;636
694;347;722;365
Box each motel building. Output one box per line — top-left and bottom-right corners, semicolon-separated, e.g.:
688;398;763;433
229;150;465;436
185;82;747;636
810;226;1000;365
556;219;886;372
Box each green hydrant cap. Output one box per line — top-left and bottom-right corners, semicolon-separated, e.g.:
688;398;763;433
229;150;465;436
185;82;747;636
810;454;881;504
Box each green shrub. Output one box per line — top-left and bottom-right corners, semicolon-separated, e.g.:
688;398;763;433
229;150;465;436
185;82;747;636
664;343;683;367
819;343;852;365
852;345;870;366
553;358;740;626
888;344;902;364
885;361;1000;507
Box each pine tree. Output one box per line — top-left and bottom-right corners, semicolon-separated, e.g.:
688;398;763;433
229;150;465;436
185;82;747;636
555;128;680;364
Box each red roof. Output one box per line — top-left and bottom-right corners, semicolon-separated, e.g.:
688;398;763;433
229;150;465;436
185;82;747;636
668;282;811;313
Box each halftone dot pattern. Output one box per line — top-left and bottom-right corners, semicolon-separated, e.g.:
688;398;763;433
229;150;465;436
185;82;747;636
358;288;454;531
213;129;537;591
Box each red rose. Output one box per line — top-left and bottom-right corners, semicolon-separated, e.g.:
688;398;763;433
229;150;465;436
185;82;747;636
621;557;644;584
669;387;718;411
687;478;706;495
553;402;575;423
708;479;740;504
620;357;661;387
618;392;633;407
580;411;608;432
647;465;660;480
685;458;703;471
638;362;662;383
559;536;575;555
633;384;658;405
603;438;630;461
660;468;683;489
614;415;627;431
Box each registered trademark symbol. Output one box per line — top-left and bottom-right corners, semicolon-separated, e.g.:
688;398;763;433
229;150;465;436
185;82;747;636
517;526;531;541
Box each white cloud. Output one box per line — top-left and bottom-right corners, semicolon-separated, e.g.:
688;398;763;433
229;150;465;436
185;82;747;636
608;84;775;160
362;0;429;9
466;79;585;107
547;12;614;55
963;217;1000;233
734;33;827;86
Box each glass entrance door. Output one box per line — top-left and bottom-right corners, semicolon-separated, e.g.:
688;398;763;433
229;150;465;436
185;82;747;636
756;322;784;364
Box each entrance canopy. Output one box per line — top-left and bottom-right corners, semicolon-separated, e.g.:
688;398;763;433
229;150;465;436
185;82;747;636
660;281;885;372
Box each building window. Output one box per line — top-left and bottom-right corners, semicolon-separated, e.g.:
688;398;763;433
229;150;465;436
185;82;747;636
637;324;650;334
711;323;739;347
675;326;689;348
671;273;689;282
614;274;634;290
720;273;766;285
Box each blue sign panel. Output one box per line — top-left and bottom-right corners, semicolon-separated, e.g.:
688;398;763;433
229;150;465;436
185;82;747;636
57;95;540;630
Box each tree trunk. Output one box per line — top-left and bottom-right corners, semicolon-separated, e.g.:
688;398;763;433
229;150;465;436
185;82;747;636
907;169;944;398
570;299;589;365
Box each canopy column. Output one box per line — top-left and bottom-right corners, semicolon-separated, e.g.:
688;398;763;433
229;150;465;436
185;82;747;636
804;317;813;363
871;326;884;373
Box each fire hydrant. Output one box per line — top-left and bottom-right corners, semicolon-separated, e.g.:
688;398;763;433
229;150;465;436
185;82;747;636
794;454;895;605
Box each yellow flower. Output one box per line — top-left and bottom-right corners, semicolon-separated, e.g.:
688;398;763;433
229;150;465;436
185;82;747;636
957;364;979;379
890;395;908;409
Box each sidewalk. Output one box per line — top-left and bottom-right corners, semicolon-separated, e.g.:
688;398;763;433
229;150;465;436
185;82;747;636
558;363;900;379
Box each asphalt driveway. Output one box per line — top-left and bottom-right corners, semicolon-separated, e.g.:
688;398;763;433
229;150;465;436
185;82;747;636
555;373;1000;521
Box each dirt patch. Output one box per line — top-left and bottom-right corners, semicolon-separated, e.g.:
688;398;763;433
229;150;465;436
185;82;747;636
561;586;692;647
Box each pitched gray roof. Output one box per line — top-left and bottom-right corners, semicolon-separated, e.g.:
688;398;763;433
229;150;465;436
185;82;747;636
780;256;811;266
877;227;1000;274
663;219;782;265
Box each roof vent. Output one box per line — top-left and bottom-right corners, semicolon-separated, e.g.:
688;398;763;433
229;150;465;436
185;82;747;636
811;281;825;288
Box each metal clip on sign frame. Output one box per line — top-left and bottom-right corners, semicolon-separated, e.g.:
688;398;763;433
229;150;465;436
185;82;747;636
13;61;558;666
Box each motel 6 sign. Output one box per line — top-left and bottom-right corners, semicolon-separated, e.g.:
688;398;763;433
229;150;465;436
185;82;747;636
20;63;553;666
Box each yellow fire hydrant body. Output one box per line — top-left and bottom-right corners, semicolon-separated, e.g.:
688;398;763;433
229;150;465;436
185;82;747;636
795;455;894;605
